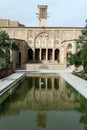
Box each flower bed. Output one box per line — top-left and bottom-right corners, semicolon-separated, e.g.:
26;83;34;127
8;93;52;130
72;71;87;80
0;69;15;79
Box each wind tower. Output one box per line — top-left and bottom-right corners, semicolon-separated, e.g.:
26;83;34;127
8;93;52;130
38;5;48;27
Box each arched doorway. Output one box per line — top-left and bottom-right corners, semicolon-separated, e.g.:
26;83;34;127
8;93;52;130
28;48;33;61
55;49;60;62
19;52;21;64
48;49;52;60
41;49;46;60
35;49;40;60
16;52;21;68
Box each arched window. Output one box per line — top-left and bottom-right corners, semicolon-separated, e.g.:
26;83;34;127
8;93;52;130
68;44;72;49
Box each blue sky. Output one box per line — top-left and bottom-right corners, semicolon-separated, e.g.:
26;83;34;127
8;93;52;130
0;0;87;27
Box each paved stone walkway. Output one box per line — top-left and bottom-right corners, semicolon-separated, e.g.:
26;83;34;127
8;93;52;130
0;72;25;96
59;72;87;99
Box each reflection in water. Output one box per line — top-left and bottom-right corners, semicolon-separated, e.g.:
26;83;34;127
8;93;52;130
0;74;87;130
37;111;47;128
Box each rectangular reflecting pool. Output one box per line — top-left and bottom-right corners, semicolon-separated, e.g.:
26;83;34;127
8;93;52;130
0;73;87;130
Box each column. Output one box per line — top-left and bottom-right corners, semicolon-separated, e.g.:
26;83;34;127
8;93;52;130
33;49;35;61
46;48;48;60
40;48;41;60
53;49;54;61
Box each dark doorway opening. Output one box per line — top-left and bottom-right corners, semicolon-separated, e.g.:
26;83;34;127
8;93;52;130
48;49;52;60
28;48;33;60
55;49;59;62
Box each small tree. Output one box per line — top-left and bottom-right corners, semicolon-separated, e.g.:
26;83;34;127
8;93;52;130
0;31;11;69
68;53;82;70
76;20;87;72
80;44;87;72
68;20;87;72
0;31;19;70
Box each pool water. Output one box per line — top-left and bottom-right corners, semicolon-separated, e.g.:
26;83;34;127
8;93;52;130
0;74;87;130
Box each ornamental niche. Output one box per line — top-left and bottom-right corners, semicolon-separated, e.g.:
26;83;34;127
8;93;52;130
35;32;49;48
28;37;33;45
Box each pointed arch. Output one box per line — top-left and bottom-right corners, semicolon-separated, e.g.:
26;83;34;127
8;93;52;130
35;32;49;48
